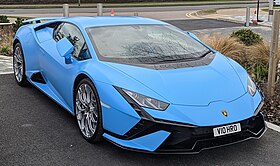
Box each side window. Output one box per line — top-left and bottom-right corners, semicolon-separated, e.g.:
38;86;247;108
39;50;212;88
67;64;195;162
54;23;90;60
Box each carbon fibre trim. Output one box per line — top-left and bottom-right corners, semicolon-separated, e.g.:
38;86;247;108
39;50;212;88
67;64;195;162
104;113;266;154
156;113;266;153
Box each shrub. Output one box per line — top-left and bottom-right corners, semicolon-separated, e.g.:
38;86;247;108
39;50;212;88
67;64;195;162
200;35;246;64
0;15;9;23
200;34;269;83
246;43;269;83
231;29;263;46
0;45;9;55
0;28;14;56
12;17;25;32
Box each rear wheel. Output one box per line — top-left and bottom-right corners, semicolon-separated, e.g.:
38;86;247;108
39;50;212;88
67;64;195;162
13;42;29;86
75;78;103;143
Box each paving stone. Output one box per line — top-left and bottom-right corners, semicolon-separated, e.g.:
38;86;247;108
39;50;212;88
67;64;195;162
0;55;13;74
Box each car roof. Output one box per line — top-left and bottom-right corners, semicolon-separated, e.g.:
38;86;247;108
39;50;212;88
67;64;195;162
59;16;168;28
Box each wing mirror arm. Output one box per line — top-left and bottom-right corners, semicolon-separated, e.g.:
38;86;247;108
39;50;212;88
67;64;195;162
65;57;73;64
56;37;74;64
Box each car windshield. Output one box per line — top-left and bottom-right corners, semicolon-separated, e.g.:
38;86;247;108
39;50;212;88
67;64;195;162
87;24;210;64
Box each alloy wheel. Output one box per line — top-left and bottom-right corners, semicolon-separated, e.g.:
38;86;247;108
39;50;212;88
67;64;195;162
13;46;24;83
75;83;98;138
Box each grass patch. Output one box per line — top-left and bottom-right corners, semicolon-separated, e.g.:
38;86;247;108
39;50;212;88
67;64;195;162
196;9;218;16
261;7;280;12
8;16;32;19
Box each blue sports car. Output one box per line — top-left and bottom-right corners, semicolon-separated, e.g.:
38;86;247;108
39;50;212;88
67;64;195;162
13;16;266;153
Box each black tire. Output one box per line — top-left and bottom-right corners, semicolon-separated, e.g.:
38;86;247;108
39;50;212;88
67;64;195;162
13;42;29;87
74;78;103;143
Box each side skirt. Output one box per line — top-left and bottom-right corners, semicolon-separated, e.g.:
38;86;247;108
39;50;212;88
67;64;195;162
27;76;74;116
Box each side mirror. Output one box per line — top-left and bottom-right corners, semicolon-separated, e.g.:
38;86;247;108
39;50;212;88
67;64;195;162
56;37;74;64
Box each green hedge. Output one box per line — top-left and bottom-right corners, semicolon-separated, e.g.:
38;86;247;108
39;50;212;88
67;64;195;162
231;29;263;46
0;15;9;23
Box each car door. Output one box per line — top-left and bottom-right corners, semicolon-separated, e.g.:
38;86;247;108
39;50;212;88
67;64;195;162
39;22;91;110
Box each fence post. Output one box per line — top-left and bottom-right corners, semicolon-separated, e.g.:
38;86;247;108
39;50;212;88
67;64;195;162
268;0;274;22
245;7;250;27
97;3;103;16
267;10;280;96
63;4;69;17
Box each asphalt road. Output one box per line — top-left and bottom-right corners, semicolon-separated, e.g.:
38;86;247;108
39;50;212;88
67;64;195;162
0;3;268;15
1;74;280;165
165;19;243;31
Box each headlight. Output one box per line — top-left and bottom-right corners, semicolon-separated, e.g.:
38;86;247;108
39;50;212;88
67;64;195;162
122;89;169;111
248;76;256;96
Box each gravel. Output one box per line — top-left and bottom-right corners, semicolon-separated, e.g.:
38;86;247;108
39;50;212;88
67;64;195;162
260;83;280;126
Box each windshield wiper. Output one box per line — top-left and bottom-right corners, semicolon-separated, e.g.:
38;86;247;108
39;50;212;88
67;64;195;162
196;50;212;59
154;50;212;63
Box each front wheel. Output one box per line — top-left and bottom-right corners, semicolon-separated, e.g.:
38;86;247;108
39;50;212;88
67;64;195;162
75;78;103;143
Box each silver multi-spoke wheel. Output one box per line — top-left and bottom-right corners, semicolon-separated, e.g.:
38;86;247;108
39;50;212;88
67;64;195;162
13;46;24;83
13;43;28;86
76;83;98;138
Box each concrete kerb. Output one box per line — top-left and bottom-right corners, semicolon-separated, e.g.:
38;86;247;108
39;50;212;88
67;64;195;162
187;9;272;28
217;17;272;28
266;121;280;132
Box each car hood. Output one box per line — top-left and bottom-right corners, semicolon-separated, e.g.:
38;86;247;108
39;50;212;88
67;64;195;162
106;53;246;106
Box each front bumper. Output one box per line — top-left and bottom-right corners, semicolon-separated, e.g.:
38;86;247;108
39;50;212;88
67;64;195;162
104;112;266;154
157;112;266;153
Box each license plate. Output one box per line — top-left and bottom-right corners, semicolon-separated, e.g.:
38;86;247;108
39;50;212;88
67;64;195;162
213;123;241;137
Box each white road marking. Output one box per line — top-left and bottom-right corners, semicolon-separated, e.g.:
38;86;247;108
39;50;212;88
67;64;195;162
185;11;199;18
0;55;13;75
21;124;33;127
266;121;280;133
0;71;14;75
